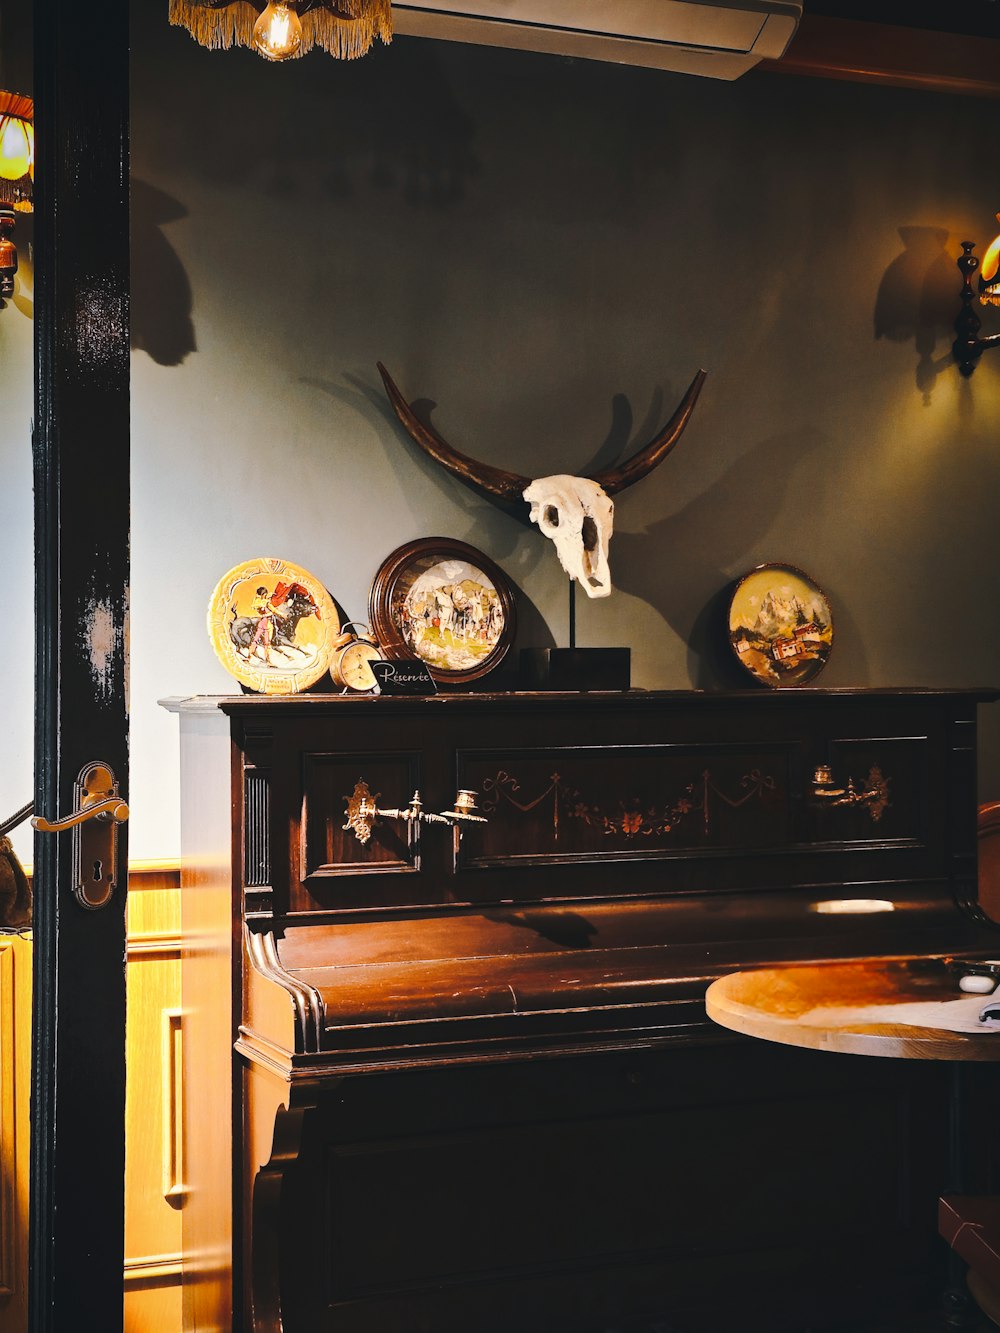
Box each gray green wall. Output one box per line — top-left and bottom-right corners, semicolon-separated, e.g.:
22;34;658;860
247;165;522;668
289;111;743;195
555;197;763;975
0;5;33;864
5;9;1000;860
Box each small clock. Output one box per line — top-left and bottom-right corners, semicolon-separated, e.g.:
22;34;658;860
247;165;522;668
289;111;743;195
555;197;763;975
330;623;384;693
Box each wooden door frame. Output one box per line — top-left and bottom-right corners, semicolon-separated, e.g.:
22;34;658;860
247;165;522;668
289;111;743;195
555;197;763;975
30;3;130;1329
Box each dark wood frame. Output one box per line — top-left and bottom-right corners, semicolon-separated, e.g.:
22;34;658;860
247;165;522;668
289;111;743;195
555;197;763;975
727;560;835;690
32;1;131;1328
368;536;516;685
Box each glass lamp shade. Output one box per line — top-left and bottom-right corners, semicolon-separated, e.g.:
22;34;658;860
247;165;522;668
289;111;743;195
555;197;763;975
252;2;303;60
0;93;33;214
0;115;31;181
980;215;1000;308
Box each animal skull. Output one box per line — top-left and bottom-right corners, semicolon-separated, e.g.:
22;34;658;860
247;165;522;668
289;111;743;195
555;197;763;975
523;475;615;598
376;362;706;596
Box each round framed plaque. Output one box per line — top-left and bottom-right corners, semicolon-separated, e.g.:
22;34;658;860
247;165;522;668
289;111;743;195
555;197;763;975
369;537;516;685
727;562;833;688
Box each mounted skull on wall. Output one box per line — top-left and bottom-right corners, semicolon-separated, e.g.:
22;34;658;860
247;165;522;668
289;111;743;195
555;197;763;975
377;362;707;598
522;475;615;597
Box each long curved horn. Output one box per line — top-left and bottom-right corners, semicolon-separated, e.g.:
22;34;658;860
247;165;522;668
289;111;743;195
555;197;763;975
589;369;707;496
377;362;530;504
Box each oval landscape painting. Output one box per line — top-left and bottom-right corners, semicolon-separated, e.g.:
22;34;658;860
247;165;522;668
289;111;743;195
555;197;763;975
728;564;833;687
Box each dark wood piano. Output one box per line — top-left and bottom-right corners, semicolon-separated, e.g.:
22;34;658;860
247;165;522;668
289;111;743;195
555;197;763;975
165;687;1000;1333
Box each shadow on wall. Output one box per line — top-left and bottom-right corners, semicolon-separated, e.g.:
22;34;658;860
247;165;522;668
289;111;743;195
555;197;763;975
146;34;479;210
131;179;196;366
686;577;868;691
874;225;963;405
611;423;870;688
300;369;557;654
306;366;539;544
315;368;866;689
313;41;479;209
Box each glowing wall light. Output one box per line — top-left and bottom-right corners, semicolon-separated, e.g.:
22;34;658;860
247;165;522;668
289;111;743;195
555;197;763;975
0;92;32;308
953;215;1000;377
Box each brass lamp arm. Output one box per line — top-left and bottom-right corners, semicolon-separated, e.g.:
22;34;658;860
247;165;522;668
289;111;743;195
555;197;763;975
343;780;487;845
809;764;890;823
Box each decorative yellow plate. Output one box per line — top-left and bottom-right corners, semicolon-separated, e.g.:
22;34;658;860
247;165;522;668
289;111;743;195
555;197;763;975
207;557;340;695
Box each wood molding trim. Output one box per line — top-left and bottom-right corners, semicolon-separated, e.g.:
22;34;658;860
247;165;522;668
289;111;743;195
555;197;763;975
22;861;180;889
760;15;1000;99
128;932;183;959
161;1008;186;1206
125;865;182;958
24;862;181;954
122;860;184;1325
0;934;31;1330
123;1252;184;1286
0;942;18;1298
0;868;183;1326
127;861;182;888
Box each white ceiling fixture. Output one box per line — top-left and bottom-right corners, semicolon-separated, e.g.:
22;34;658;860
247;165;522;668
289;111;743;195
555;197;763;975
392;0;802;79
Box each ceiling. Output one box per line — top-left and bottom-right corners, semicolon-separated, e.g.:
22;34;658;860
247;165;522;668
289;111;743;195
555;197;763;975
809;2;1000;39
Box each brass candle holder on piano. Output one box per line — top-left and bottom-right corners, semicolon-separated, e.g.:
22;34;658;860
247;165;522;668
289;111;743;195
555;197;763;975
343;778;487;848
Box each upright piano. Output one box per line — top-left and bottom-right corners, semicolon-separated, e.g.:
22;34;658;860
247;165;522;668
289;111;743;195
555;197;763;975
165;687;1000;1332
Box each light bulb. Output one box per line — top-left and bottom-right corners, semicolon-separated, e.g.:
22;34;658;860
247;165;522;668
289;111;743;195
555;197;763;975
252;2;302;61
0;115;31;182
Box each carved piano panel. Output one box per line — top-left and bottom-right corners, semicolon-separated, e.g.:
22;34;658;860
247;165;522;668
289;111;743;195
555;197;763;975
167;688;1000;1333
246;691;975;919
462;742;794;860
300;751;420;885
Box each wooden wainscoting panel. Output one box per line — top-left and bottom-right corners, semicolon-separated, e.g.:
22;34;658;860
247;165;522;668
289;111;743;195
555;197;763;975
125;863;183;1333
13;863;189;1331
0;934;30;1333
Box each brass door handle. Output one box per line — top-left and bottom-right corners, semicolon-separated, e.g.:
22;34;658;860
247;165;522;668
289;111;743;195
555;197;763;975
32;797;129;833
30;761;127;909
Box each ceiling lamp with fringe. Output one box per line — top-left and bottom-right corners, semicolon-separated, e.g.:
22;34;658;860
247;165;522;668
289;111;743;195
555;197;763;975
169;0;392;62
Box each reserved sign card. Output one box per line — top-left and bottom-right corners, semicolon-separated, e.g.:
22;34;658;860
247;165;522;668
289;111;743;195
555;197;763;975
371;659;438;695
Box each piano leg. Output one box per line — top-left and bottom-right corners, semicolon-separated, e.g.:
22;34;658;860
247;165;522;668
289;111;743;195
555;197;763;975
243;1060;323;1333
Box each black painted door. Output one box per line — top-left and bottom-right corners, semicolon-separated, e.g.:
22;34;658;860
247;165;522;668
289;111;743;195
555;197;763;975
30;2;130;1330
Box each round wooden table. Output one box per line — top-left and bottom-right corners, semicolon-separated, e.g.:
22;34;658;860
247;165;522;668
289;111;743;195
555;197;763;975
706;957;1000;1331
705;957;1000;1062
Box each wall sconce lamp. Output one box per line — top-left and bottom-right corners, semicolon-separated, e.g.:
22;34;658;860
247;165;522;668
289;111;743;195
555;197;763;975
169;0;392;62
0;91;32;308
954;217;1000;377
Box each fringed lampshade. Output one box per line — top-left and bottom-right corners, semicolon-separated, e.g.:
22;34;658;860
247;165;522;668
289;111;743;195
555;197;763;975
0;92;32;307
169;0;392;61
